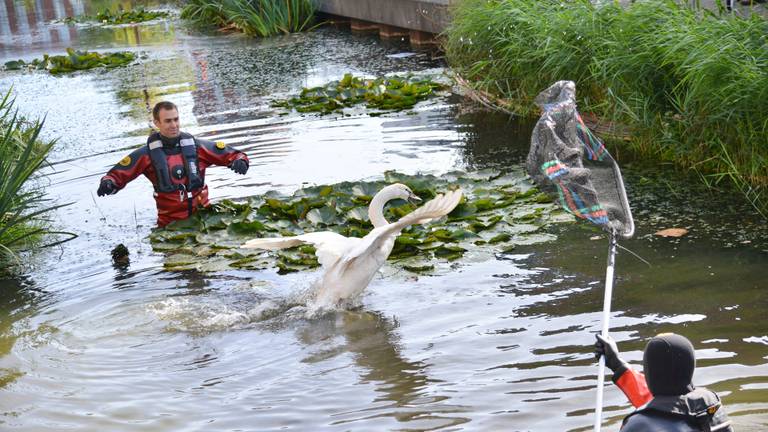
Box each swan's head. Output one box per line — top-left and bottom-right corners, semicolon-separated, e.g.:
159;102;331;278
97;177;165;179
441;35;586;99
381;183;422;205
369;183;422;228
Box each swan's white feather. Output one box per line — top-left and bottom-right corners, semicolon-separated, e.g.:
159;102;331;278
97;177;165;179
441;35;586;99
243;231;358;269
241;186;463;309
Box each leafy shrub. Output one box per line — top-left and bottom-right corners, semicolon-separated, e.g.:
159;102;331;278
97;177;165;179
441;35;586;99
181;0;316;37
0;91;74;273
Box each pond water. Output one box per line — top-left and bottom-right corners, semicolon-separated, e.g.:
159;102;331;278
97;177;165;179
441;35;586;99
1;1;767;431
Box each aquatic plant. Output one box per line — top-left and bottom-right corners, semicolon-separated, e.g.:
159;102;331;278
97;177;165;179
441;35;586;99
0;91;75;274
4;48;136;75
62;7;170;25
271;73;448;115
444;0;768;218
181;0;316;37
149;170;572;273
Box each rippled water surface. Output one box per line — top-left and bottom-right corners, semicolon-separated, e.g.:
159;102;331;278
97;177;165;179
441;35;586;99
1;1;767;431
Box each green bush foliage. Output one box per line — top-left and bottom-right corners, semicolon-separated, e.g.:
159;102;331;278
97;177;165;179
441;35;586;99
181;0;316;37
0;91;74;273
444;0;768;217
4;48;136;74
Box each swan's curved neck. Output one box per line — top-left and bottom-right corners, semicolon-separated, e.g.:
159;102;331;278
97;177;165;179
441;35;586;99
368;187;401;228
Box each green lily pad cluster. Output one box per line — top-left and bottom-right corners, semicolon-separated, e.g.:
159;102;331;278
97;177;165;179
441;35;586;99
62;8;170;25
4;48;136;74
149;170;574;274
271;73;448;116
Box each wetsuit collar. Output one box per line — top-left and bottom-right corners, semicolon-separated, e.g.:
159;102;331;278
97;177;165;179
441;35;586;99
159;133;181;149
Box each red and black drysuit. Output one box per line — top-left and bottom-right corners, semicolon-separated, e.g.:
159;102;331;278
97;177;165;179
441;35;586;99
100;131;248;227
613;368;732;431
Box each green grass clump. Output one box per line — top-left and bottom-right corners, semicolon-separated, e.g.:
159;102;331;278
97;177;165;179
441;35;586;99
0;91;74;274
181;0;316;37
62;7;170;25
4;48;136;74
444;0;768;217
271;73;448;115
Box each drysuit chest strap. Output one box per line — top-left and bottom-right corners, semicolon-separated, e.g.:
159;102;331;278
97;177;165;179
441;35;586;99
147;133;204;193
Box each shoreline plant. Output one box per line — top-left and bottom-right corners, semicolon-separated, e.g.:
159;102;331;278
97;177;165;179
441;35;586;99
180;0;317;37
0;91;75;275
444;0;768;218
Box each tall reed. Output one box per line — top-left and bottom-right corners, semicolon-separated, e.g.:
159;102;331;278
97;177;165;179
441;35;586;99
445;0;768;217
181;0;317;37
0;91;74;273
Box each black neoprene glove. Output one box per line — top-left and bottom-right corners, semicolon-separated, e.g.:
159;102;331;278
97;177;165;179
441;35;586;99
595;334;629;377
97;179;117;197
230;158;248;175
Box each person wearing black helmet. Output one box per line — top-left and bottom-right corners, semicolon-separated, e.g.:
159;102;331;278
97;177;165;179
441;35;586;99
595;332;733;431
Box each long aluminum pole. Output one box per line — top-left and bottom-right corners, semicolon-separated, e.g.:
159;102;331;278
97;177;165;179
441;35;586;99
594;232;618;432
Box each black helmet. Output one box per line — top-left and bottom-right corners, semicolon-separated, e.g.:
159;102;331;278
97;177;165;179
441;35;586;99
643;333;696;396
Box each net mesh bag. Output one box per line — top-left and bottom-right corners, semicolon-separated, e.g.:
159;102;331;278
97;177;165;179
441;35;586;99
526;81;635;239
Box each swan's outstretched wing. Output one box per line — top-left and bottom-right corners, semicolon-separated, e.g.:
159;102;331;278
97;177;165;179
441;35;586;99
242;231;359;269
343;188;463;262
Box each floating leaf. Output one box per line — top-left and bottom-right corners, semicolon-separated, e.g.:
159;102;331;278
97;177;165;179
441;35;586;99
4;49;135;74
62;7;169;25
655;228;688;238
271;74;448;115
403;264;435;273
306;206;337;226
150;170;571;274
346;207;369;222
228;220;268;235
488;233;511;244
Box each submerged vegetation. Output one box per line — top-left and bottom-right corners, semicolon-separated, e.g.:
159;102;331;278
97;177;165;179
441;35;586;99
271;73;448;115
150;170;570;273
181;0;316;37
0;91;74;274
62;7;170;25
445;0;768;217
4;48;136;74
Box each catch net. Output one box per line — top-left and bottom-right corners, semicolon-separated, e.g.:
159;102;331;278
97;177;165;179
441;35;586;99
526;81;634;239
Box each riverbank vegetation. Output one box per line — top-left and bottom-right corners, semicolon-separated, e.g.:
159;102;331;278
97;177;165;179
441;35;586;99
0;92;74;275
271;73;448;115
150;170;567;274
181;0;316;37
444;0;768;217
4;48;136;74
62;7;170;25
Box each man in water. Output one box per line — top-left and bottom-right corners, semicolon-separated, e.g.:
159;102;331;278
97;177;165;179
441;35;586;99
595;332;733;431
97;101;249;227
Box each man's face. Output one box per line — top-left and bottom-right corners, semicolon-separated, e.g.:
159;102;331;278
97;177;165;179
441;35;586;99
154;108;180;138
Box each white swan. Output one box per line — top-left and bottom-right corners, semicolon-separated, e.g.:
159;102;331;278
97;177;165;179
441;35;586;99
241;184;463;310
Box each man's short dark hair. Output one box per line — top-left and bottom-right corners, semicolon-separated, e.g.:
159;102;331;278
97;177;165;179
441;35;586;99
152;101;178;120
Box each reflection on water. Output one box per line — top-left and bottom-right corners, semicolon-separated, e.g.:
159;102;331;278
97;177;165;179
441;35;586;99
0;0;767;430
0;0;177;60
296;311;470;430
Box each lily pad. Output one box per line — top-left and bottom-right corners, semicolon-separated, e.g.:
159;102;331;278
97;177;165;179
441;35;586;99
150;170;573;274
4;48;136;74
272;73;448;116
62;8;170;25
